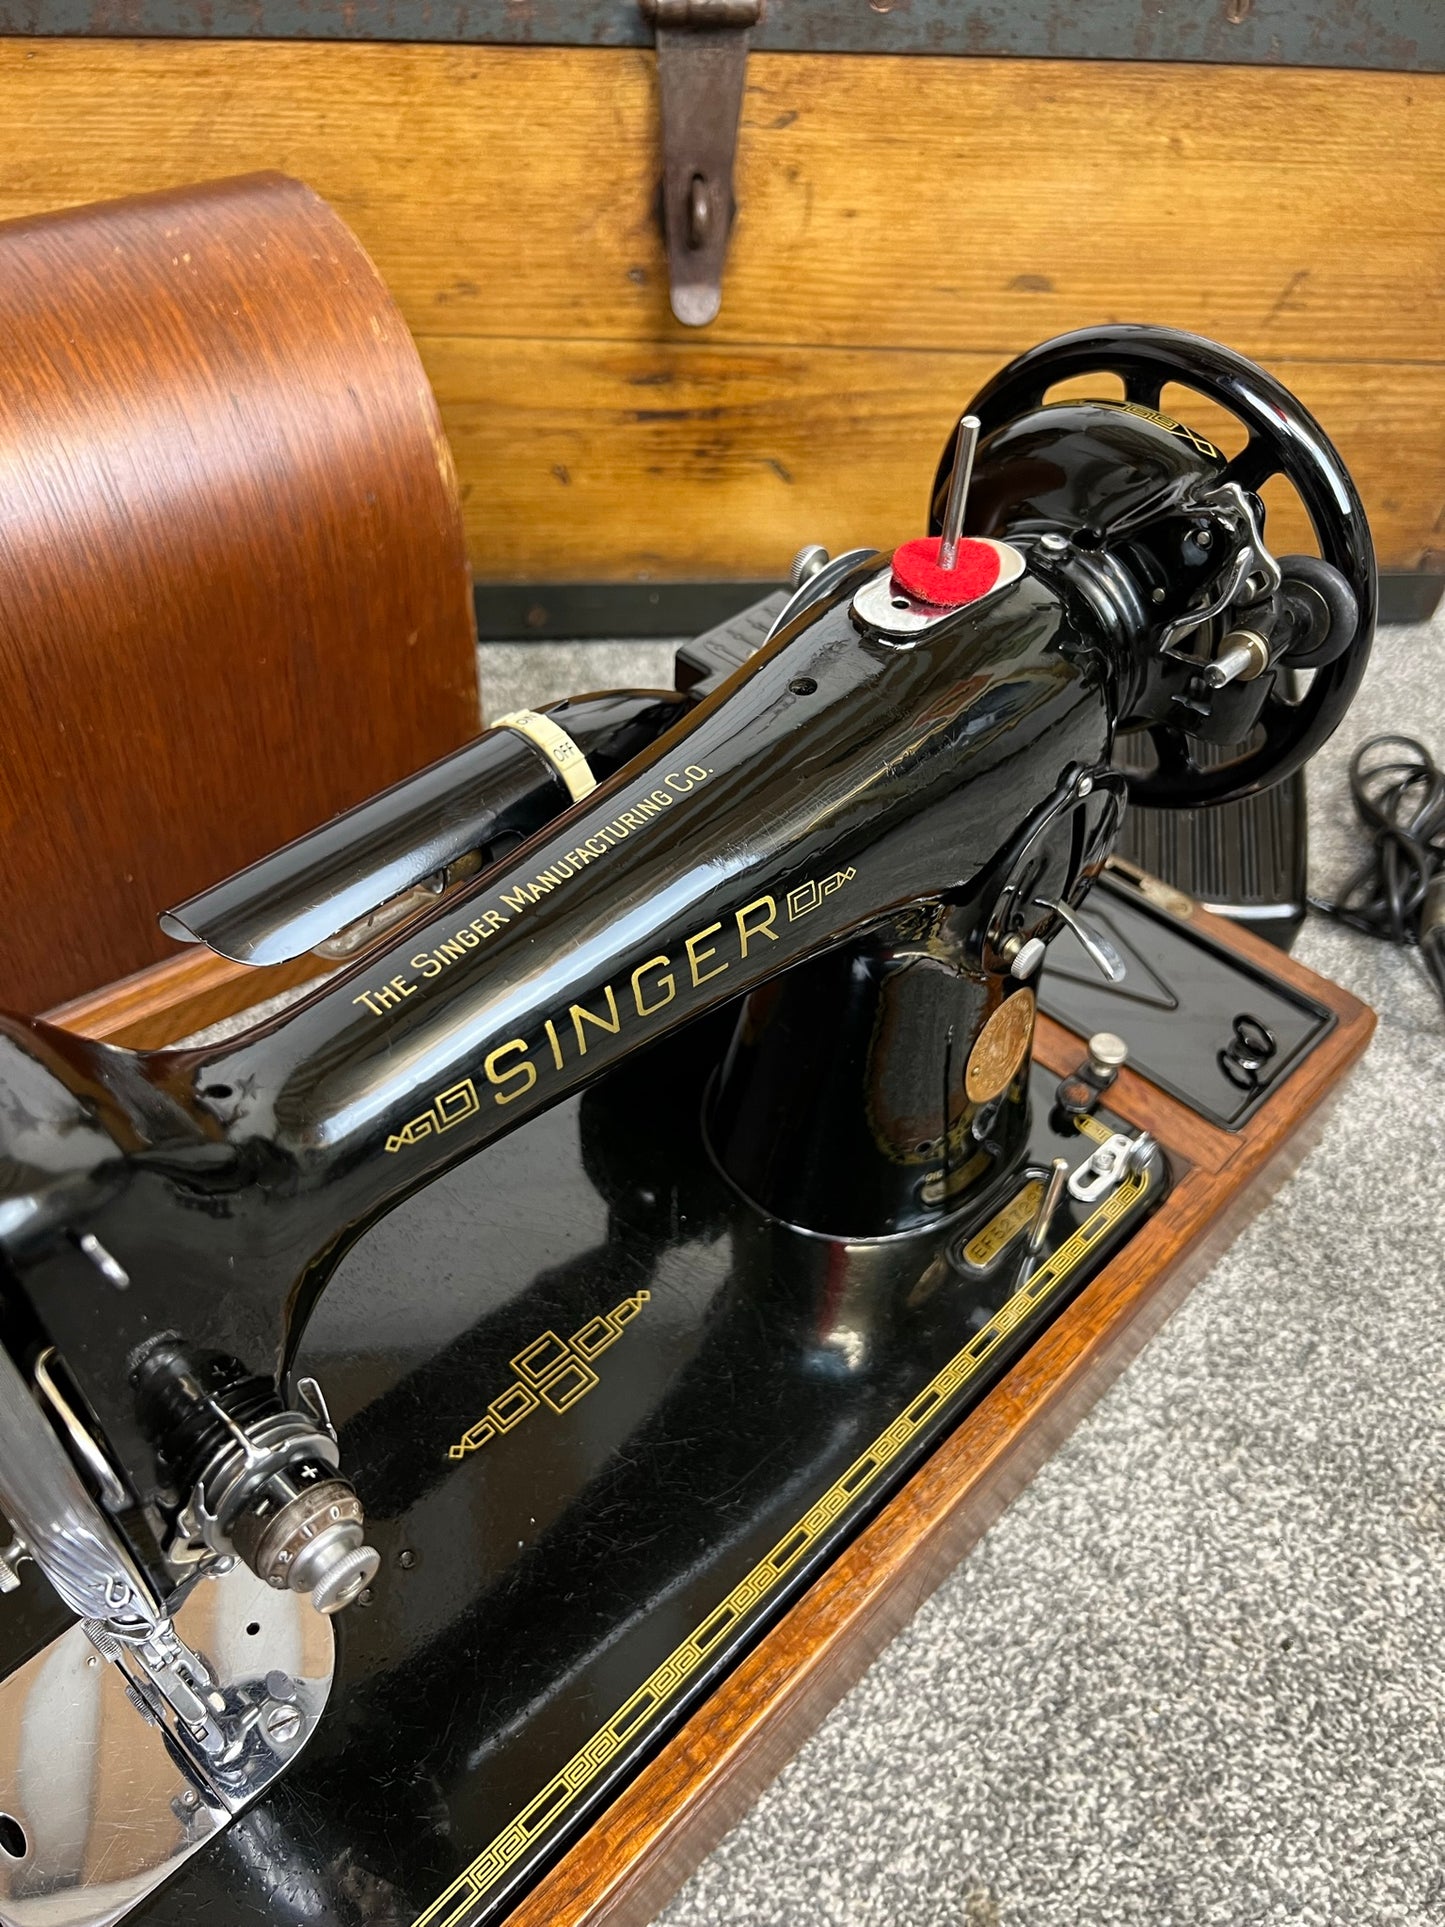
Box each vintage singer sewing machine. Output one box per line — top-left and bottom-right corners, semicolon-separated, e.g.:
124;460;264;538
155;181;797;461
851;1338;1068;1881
0;325;1376;1927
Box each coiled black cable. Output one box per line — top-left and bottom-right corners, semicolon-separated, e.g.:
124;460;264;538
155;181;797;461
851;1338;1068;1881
1311;734;1445;1014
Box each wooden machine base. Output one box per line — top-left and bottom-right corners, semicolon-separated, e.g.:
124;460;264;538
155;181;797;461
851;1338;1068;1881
42;877;1373;1927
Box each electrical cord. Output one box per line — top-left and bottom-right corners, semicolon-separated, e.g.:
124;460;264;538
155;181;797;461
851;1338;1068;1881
1310;734;1445;1013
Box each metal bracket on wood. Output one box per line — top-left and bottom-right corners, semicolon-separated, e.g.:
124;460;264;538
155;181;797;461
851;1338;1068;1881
640;0;762;326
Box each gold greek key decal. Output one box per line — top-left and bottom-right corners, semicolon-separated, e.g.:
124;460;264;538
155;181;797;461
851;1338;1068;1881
1105;398;1224;461
446;1293;650;1461
413;1164;1153;1927
786;867;856;920
385;1078;481;1154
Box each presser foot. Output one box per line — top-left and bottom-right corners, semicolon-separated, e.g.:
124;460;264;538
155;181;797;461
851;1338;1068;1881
0;1563;333;1927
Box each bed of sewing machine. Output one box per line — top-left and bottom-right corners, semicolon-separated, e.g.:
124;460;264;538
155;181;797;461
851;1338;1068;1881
268;877;1370;1927
0;300;1378;1927
0;801;1372;1927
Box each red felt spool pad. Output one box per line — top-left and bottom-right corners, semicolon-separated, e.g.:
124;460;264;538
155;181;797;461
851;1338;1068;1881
891;535;1000;608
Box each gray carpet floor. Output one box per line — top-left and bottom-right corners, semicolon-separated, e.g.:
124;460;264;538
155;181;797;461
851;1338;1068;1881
477;607;1445;1927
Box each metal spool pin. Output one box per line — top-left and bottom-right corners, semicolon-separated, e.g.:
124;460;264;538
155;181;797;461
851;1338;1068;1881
938;414;982;570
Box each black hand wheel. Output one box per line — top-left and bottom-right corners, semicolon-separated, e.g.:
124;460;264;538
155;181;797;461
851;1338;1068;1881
954;324;1377;807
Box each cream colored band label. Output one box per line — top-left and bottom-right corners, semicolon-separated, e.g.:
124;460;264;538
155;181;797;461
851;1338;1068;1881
491;708;597;802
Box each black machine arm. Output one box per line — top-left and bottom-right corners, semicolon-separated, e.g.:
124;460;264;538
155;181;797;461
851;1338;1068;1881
0;550;1110;1506
158;688;694;967
0;326;1375;1645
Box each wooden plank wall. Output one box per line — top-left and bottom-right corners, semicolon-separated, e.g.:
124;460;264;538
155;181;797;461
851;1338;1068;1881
0;40;1440;580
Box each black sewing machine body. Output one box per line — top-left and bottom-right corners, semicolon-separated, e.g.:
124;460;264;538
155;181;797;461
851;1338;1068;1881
0;1037;1163;1925
0;874;1347;1927
0;326;1376;1927
0;557;1106;1447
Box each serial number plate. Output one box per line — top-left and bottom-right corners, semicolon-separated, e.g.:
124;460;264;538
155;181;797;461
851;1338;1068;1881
958;1178;1044;1269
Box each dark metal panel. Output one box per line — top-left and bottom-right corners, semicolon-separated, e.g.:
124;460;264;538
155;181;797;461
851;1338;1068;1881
473;572;1443;642
1378;569;1445;623
0;0;1438;70
472;578;784;640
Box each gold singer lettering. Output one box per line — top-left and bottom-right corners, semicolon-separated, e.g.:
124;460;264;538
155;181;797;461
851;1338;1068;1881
570;985;621;1055
631;955;676;1016
382;874;854;1158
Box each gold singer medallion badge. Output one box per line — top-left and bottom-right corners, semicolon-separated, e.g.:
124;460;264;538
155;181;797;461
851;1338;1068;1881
965;988;1036;1103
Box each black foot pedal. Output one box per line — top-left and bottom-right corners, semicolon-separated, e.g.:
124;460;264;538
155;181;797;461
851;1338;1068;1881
1115;744;1308;952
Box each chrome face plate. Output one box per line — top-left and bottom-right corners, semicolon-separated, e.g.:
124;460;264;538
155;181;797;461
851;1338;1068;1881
850;539;1027;640
0;1564;334;1927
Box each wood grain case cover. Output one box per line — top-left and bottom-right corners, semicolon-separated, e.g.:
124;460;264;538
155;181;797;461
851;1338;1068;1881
0;170;479;1012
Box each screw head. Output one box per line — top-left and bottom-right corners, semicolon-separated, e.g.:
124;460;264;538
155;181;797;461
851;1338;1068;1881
1087;1031;1129;1074
1126;1132;1157;1174
262;1700;304;1747
1038;532;1069;555
1009;936;1047;981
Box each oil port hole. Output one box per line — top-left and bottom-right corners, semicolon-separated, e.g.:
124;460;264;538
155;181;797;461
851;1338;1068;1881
788;677;818;697
246;1621;261;1636
0;1813;27;1860
202;1084;233;1101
